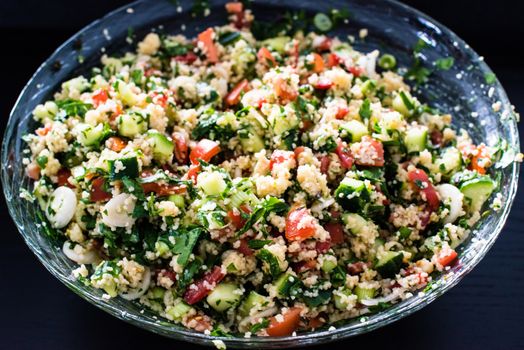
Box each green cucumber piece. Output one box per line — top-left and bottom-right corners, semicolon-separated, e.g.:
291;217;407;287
321;258;337;273
238;291;269;317
460;176;495;213
168;194;185;208
147;131;174;163
206;282;241;312
76;123;107;147
197;171;227;196
274;273;296;298
342;213;369;236
313;13;333;32
392;91;415;117
335;178;370;211
436;147;462;176
117;113;147;138
354;286;376;301
334;288;353;310
403;126;428;153
257;248;281;277
261;36;290;54
239;128;265;153
108;157;139;180
166;298;192;321
339;120;369;142
374;251;403;278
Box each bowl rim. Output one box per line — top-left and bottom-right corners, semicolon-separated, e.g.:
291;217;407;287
2;0;520;347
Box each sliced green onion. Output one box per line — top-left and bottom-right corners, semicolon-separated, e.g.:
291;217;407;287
314;13;333;32
378;54;397;70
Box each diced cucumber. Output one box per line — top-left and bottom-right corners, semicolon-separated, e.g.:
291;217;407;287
274;273;296;298
460;176;495;213
261;36;290;54
150;286;166;300
206;282;242;312
342;213;370;236
335;178;370;211
334;288;353;310
271;113;299;135
321;257;337;273
117;113;147;138
374;251;403;278
108;157;139;180
147;131;174;163
197;171;227;196
166;298;192;321
403;126;428;153
238;291;269;317
392;91;415;117
117;80;138;106
354;286;376;301
75;123;107;147
257;248;282;277
239;129;265;153
168;194;185;208
339;120;369;142
361;79;376;95
436;147;462;176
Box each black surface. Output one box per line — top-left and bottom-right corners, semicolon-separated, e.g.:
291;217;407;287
1;1;523;349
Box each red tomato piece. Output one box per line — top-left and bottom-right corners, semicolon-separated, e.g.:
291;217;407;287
173;52;198;64
186;165;201;184
315;240;331;254
189;139;221;165
313;77;333;90
236;238;254;256
183;266;225;305
197;28;219;63
348;65;364;77
327;53;341;67
56;168;74;188
325;222;345;244
266;307;302;337
106;136;127;152
470;144;490;175
225;79;249;106
353;136;385;167
257;47;277;67
285;207;317;242
335;141;354;169
90;177;112;202
227;206;250;230
407;168;440;211
312;53;325;73
92;89;108;107
36;123;52;137
274;76;298;102
225;1;243;13
335;106;349;119
172;132;189;164
295;260;317;273
319;155;331;175
316;37;332;52
294;146;306;159
26;163;40;180
438;249;458;267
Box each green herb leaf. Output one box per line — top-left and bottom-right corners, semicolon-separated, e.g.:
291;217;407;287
359;98;372;120
435;57;454;70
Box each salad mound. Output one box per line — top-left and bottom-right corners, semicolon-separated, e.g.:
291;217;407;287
23;2;502;337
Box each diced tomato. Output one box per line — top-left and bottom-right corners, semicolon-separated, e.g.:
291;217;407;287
236;238;254;256
470;144;490;175
257;98;267;109
106;136;127;152
269;150;295;171
295;260;317;273
335;141;354;169
354;136;385;167
315;240;331;254
26;163;41;180
189;139;221;165
149;91;168;108
90;177;112;202
294;146;306;159
316;37;332;52
311;53;325;73
36;123;52;137
140;170;187;196
437;249;458;267
157;269;177;283
173;52;198;64
407;168;440;211
227;206;250;230
347;261;369;275
225;79;249;106
257;47;277;67
197;28;219;63
285;207;317;242
266;307;302;337
144;68;162;77
300;119;313;132
183;266;225;305
307;317;325;330
319;155;331;175
327;53;341;67
92;89;109;107
56;168;74;188
330;209;340;219
225;2;243;13
430;130;443;146
325;222;345;244
274;76;298;102
172;132;189;164
292;41;300;67
348;65;364;77
313;77;333;90
186;165;201;184
185;315;213;332
335;106;349;119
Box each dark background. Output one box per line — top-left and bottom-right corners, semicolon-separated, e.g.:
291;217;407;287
1;1;523;349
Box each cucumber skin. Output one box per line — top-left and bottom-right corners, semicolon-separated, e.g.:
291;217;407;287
206;283;241;312
404;127;427;153
147;132;174;162
335;179;370;212
354;286;376;301
374;251;404;278
109;157;139;180
460;176;495;213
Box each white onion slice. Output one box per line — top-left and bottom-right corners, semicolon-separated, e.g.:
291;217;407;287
62;241;98;264
120;267;151;300
436;184;464;224
47;186;77;229
359;289;402;306
101;193;136;228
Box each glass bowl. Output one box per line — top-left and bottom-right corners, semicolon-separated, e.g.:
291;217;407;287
1;0;520;348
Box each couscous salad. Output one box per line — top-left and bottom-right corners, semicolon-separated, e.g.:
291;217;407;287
22;2;506;337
